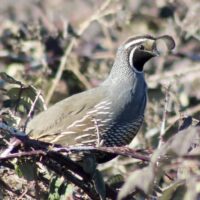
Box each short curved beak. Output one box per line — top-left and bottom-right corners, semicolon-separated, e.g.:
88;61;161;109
152;46;160;56
142;40;159;57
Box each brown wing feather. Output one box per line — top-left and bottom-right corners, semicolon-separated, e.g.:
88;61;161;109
27;86;112;146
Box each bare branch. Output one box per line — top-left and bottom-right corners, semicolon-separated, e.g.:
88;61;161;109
158;84;171;148
23;90;41;132
45;0;118;104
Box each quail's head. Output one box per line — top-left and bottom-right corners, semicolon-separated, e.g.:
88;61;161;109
117;35;175;72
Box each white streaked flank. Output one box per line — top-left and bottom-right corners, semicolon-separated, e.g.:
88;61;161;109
75;133;91;141
94;100;109;108
96;111;110;115
83;126;96;132
61;131;76;135
91;118;101;122
75;124;86;127
67;114;89;129
104;102;112;106
81;139;96;144
93;124;104;127
87;109;98;114
94;105;110;110
51;134;65;143
101;119;112;123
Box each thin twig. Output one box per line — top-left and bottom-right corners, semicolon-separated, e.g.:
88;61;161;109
67;55;92;89
148;64;200;87
172;52;200;61
53;146;150;162
16;187;28;200
23;90;41;132
45;0;115;105
14;85;23;113
45;39;75;105
0;150;46;160
92;117;101;147
168;104;200;125
158;84;171;148
0;138;21;158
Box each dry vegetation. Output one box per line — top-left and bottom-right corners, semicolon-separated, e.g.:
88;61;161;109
0;0;200;199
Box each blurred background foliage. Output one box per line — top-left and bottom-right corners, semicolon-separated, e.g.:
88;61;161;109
0;0;200;199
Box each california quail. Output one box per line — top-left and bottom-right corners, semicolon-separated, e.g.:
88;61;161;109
27;35;175;163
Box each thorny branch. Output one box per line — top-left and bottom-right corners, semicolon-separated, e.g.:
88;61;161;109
0;121;148;199
0;122;149;162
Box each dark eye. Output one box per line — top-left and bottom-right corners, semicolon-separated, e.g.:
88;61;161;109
140;45;144;50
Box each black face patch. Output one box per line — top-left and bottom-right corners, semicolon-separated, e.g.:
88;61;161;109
131;48;155;71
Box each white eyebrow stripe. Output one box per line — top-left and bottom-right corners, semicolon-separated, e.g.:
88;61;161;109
125;38;147;49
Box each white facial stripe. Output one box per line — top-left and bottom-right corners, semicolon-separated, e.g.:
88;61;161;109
128;46;144;73
125;38;147;49
129;46;137;67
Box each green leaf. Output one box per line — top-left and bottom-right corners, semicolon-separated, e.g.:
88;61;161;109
159;181;185;200
0;72;23;86
7;85;45;112
107;174;124;189
17;159;37;181
118;165;155;200
48;176;68;200
0;109;20;127
152;127;199;165
93;169;106;200
184;177;200;200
